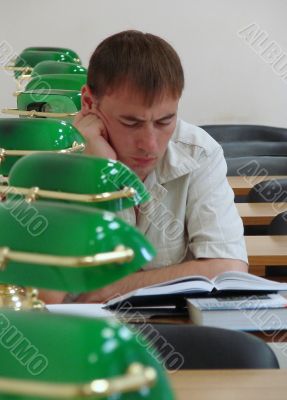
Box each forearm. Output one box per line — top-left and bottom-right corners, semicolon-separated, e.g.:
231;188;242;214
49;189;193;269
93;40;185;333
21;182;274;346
117;258;248;292
76;258;248;303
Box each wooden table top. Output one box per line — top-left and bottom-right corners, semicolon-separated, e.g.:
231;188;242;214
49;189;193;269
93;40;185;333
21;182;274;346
245;235;287;266
237;203;287;225
228;176;287;196
169;369;287;400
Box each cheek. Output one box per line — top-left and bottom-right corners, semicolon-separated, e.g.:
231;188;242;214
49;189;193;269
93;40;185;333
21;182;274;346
108;124;134;151
159;127;175;150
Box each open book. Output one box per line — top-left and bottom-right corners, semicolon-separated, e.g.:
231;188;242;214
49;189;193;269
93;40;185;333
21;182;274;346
106;271;287;308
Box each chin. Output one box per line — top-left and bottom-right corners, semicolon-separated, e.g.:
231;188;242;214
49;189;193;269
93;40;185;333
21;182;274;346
120;158;155;179
135;168;153;181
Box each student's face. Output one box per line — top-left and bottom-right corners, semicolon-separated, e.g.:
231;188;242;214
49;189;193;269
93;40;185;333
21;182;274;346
94;86;179;180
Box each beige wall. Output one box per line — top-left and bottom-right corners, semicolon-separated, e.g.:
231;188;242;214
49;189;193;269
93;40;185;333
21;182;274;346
1;0;287;127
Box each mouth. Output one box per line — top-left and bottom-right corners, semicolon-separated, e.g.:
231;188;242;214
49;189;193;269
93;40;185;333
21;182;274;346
131;157;157;166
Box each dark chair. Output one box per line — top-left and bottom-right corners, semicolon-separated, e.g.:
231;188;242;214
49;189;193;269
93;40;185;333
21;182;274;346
248;179;287;203
244;179;287;236
268;212;287;235
226;156;287;176
200;124;287;177
201;124;287;143
266;212;287;277
222;142;287;158
138;324;279;369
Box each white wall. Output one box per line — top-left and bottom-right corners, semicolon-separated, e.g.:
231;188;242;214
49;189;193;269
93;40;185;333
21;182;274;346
1;0;287;127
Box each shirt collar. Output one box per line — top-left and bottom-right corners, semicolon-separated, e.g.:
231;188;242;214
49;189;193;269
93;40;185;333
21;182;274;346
154;139;200;185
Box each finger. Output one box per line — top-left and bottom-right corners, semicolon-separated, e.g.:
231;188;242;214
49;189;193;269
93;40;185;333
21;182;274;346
74;114;100;132
76;292;103;303
73;110;85;125
39;289;67;304
83;114;108;139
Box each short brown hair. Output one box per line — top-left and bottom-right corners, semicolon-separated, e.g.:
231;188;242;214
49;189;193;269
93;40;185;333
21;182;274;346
87;30;184;105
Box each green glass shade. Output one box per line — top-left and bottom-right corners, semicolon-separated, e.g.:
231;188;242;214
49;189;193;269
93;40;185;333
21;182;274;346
23;46;81;64
14;51;75;78
0;201;155;291
0;118;85;176
25;74;87;91
17;89;81;120
31;61;87;77
0;310;174;400
9;153;150;211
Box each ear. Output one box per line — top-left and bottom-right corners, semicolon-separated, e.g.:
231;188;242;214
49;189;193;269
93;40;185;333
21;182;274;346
81;85;99;114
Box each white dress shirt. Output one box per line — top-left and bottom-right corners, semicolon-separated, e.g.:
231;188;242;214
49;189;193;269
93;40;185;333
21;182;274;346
116;119;248;269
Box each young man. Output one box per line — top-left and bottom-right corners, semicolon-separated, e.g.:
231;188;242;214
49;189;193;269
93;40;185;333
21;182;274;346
41;30;248;304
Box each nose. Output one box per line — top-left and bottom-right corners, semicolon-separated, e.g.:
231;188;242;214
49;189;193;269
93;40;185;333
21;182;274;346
136;124;158;154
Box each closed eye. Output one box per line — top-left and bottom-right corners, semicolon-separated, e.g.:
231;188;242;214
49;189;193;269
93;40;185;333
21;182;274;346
156;119;173;126
120;121;142;128
119;113;176;128
155;116;175;126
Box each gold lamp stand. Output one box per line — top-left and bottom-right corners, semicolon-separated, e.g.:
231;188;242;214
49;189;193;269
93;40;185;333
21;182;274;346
0;285;45;310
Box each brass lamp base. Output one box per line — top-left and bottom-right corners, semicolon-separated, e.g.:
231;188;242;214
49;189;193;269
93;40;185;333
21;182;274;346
0;176;8;185
0;285;45;310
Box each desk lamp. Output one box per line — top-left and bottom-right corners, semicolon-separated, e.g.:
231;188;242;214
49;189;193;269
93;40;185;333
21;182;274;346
4;50;76;79
23;46;82;64
0;202;173;398
18;61;87;82
2;89;81;121
6;153;149;212
0;119;85;178
23;73;87;92
0;308;174;399
0;153;151;307
0;200;154;306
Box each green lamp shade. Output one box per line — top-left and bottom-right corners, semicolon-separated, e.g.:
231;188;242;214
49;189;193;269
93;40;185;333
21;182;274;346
0;310;174;399
25;74;87;91
31;61;87;77
0;201;155;291
14;51;75;78
0;118;85;176
23;46;81;64
17;89;81;120
9;153;150;211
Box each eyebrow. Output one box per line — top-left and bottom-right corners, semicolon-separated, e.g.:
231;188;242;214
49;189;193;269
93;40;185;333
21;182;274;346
119;113;176;122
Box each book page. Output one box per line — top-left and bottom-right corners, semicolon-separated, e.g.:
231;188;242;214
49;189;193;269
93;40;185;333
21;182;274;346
47;304;115;318
106;278;214;307
188;293;287;311
143;274;213;288
213;271;287;291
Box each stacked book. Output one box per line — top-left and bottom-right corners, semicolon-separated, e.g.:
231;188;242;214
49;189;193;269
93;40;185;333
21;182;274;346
106;271;287;330
187;293;287;331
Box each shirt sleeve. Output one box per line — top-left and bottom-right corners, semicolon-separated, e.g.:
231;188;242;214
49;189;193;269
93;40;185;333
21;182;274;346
186;145;248;263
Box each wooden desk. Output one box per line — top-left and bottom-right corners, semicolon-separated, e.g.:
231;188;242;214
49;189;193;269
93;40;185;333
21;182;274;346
170;369;287;400
237;203;287;225
245;235;287;266
228;176;287;196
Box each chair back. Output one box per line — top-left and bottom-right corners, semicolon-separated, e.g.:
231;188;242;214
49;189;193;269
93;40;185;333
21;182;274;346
201;125;287;176
248;179;287;203
226;156;287;176
140;324;279;369
202;124;287;142
268;212;287;235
